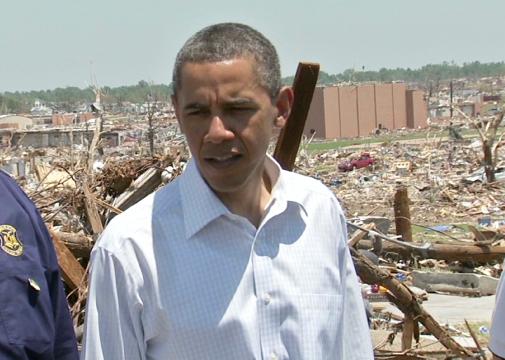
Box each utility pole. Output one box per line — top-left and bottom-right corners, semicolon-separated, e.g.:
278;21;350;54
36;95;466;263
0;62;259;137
450;80;453;118
147;93;155;158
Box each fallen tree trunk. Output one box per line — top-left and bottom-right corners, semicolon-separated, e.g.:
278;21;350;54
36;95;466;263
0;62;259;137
357;240;505;262
351;248;474;358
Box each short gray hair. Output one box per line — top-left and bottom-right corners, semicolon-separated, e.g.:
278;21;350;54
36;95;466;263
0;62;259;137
172;23;281;99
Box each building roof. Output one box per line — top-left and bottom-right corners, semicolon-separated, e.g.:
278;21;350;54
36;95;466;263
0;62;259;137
0;115;33;130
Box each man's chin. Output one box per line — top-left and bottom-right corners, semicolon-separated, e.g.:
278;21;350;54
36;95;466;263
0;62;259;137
206;179;244;196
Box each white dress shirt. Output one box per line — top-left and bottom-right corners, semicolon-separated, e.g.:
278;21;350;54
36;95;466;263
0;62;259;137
81;155;373;360
491;261;505;358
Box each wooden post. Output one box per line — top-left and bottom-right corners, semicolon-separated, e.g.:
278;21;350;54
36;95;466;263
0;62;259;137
401;313;414;350
394;185;412;242
273;62;319;171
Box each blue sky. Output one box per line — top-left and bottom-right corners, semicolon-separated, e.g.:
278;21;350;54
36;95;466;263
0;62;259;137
1;0;504;92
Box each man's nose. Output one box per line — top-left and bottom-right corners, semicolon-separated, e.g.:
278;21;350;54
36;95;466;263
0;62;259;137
204;115;234;143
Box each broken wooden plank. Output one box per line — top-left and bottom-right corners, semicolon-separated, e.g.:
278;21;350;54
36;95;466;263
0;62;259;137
111;167;162;214
273;62;319;171
348;223;375;247
51;230;93;259
83;182;104;234
50;230;86;290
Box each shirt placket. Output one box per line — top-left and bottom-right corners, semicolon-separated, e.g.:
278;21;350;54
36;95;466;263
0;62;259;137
252;200;288;360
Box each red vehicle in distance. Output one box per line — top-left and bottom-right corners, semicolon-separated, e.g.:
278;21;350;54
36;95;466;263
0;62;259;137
338;152;375;172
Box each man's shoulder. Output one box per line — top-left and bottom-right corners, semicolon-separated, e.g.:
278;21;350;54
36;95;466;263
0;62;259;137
0;169;45;226
96;180;182;253
280;170;344;217
96;191;157;253
0;169;19;191
0;168;12;180
282;170;334;197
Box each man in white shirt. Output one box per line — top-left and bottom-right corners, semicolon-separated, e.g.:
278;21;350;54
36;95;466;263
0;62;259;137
491;262;505;360
81;22;373;360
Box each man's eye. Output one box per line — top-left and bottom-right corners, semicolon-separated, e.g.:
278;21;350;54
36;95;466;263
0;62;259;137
186;109;208;116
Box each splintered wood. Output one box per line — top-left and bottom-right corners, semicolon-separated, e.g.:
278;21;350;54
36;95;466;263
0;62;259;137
351;248;474;358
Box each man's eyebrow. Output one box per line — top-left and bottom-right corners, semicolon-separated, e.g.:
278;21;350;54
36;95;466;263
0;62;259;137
225;98;256;106
183;98;256;111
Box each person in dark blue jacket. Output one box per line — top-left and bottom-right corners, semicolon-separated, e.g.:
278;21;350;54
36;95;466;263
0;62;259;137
0;169;78;359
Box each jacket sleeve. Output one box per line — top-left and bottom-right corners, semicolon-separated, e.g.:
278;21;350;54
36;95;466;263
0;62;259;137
24;177;79;360
40;218;79;360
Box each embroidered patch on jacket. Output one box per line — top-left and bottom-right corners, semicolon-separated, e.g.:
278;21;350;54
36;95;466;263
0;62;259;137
0;224;24;256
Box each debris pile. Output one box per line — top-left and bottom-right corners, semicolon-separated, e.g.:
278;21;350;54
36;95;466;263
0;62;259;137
1;142;188;337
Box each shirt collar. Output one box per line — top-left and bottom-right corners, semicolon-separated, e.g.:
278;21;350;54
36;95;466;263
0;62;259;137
179;158;229;240
179;154;307;239
266;154;307;214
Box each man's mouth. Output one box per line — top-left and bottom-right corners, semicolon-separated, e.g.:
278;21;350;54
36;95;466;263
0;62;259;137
204;153;242;167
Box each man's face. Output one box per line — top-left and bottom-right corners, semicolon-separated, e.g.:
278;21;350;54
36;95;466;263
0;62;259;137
173;58;290;198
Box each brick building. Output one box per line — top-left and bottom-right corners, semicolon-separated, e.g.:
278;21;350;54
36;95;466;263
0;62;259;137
304;83;427;139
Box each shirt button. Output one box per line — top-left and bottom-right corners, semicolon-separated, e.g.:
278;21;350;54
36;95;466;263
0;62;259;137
270;352;278;360
262;292;272;305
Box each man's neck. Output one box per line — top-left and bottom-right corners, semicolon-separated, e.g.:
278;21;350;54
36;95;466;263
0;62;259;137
217;171;272;228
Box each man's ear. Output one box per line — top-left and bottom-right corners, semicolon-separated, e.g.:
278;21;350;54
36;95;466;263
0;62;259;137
274;86;294;129
171;94;184;134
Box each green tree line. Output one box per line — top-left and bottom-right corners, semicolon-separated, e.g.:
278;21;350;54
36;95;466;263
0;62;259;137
282;61;505;86
2;61;504;114
0;81;172;114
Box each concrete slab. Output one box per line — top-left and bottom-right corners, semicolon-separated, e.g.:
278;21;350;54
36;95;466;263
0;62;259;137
424;293;495;324
412;270;499;295
384;293;496;325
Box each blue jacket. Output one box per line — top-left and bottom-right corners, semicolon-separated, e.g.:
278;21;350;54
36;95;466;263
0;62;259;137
0;170;78;359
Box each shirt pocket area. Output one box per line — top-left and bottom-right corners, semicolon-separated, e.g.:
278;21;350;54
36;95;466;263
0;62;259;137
0;268;53;349
295;293;342;359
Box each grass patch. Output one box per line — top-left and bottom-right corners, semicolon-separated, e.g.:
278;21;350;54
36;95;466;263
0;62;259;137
305;128;482;152
411;223;473;243
311;163;337;174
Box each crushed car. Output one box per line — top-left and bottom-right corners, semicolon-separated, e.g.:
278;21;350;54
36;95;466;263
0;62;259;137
338;152;375;172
